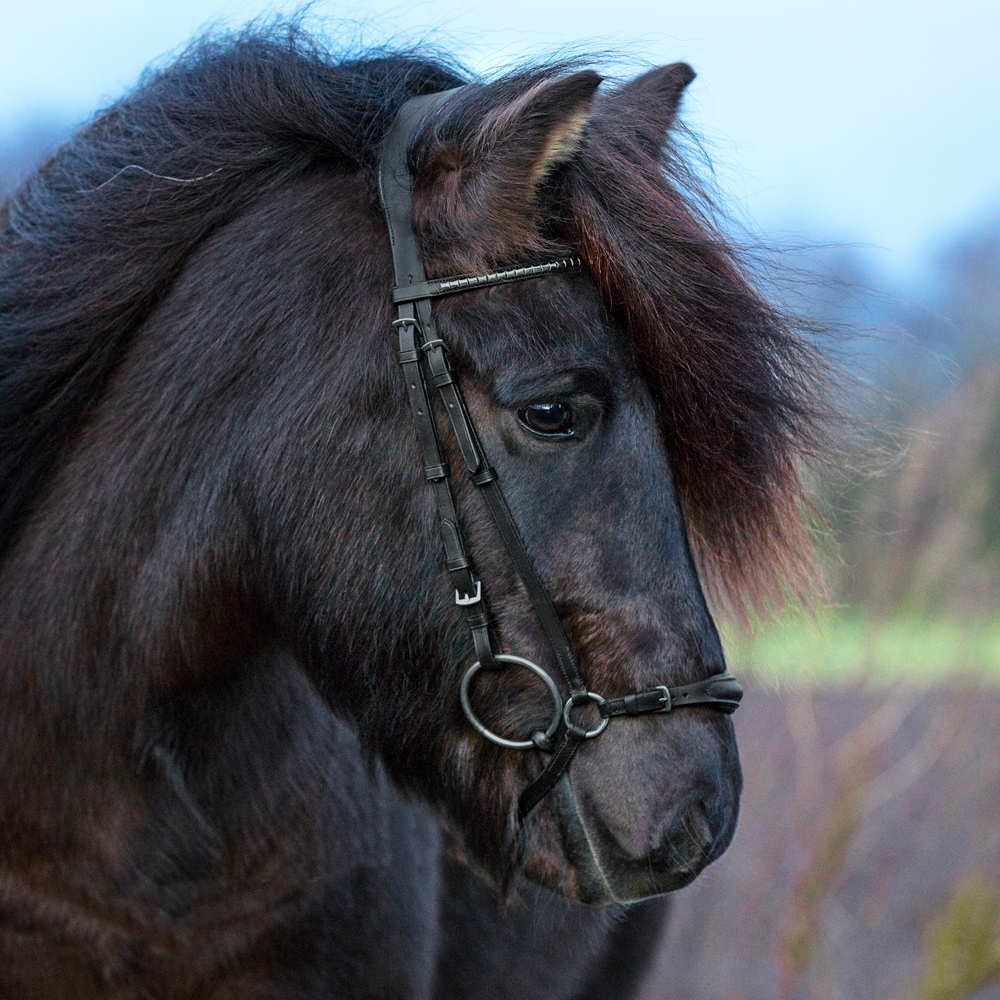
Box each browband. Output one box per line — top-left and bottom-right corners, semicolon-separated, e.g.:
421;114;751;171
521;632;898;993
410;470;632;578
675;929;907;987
377;89;742;823
392;258;582;304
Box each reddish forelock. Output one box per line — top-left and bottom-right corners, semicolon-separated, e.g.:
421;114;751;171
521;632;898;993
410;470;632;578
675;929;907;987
564;120;828;616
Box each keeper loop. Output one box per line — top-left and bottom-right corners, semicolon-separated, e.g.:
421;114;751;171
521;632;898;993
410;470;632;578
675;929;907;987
424;462;450;481
471;467;498;486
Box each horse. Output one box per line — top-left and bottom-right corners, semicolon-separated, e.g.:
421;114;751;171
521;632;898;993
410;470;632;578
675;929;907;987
0;27;830;998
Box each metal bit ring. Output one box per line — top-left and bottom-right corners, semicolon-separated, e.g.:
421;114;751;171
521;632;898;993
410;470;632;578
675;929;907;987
460;654;563;750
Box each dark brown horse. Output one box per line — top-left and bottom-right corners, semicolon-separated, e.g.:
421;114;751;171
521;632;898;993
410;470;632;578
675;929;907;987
0;27;829;998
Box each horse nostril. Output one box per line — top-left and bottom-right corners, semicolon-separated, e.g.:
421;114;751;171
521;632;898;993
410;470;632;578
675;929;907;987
684;802;714;849
653;801;715;874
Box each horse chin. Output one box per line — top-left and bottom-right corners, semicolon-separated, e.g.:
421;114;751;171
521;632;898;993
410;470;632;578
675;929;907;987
519;769;737;905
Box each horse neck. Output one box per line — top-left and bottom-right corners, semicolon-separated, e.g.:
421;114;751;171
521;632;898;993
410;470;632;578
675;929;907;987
0;172;396;816
2;175;375;694
0;419;262;773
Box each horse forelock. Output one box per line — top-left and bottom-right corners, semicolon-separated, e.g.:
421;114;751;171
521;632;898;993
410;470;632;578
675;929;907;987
564;116;832;617
407;69;834;616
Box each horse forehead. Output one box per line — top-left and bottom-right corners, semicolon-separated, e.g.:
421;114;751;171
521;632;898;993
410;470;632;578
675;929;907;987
438;278;622;356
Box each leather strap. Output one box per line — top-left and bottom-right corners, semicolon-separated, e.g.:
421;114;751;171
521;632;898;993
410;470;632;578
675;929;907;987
516;729;583;821
380;91;460;289
658;673;743;714
378;90;590;818
600;673;744;719
381;90;500;671
419;335;587;698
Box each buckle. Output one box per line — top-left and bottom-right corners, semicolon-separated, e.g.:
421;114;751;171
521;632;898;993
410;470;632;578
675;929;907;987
455;580;482;605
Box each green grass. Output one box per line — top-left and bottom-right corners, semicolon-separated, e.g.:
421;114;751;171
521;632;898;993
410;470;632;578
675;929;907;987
720;613;1000;685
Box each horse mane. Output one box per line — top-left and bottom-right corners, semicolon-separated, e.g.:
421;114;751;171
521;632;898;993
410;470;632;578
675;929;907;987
0;26;832;615
0;25;465;561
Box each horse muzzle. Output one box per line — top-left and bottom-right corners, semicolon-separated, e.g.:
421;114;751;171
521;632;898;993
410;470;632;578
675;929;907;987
524;710;742;903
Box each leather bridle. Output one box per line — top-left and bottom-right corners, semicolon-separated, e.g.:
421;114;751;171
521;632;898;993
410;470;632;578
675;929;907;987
378;90;743;822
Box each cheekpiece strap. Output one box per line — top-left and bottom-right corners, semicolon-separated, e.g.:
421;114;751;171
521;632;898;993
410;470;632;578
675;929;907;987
378;90;588;703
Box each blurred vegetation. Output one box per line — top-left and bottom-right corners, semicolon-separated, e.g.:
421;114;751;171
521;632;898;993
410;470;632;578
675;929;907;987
914;873;1000;1000
827;361;1000;624
775;725;870;1000
733;218;1000;683
728;232;1000;994
723;615;1000;683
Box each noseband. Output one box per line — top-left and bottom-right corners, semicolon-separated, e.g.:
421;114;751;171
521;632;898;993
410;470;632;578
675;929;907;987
378;90;743;821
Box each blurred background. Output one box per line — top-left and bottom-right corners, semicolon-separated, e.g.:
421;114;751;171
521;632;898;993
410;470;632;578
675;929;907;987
3;2;998;997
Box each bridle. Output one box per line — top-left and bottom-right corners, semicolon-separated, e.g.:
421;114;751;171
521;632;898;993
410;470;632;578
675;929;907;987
378;90;743;822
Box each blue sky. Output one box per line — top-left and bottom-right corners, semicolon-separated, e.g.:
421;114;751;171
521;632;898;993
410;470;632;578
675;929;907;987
3;0;998;281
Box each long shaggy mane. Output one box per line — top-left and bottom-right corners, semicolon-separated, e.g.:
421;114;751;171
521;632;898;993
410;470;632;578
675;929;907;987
0;26;464;561
0;25;832;614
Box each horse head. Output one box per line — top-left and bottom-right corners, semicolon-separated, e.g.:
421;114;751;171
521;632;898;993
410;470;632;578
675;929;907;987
257;66;813;902
0;42;827;924
317;68;738;902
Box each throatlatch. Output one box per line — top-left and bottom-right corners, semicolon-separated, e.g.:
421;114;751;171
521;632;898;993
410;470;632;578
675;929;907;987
378;89;743;822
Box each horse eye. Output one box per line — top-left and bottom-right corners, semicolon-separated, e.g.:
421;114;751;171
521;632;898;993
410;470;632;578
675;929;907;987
517;402;574;438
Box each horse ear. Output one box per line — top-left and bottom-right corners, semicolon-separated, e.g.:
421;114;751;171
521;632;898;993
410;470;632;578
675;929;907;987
411;71;603;269
601;63;696;154
476;70;603;195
